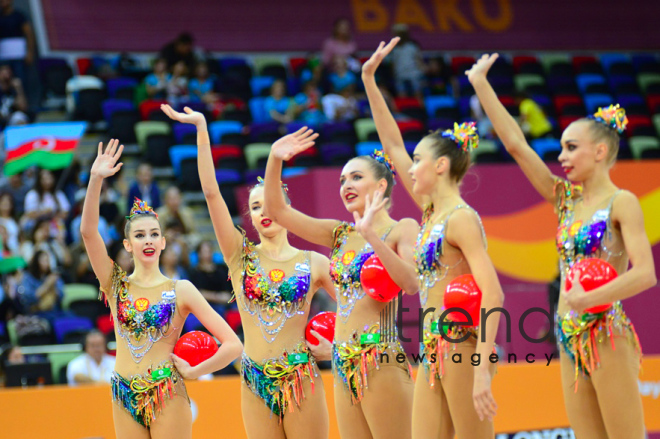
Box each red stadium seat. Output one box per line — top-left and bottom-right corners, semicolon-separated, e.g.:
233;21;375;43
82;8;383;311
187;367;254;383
513;56;538;72
139;99;168;120
394;97;422;110
76;57;92;75
646;95;660;114
452;56;476;75
559;115;581;131
397;120;425;133
554;95;584;114
289;57;308;77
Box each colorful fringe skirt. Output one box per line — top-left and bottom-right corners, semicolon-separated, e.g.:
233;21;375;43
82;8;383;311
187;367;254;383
111;361;187;428
557;301;642;391
332;324;412;405
241;344;318;421
421;318;481;387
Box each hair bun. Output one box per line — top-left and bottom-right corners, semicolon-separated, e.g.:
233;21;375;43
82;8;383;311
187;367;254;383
371;150;397;176
441;122;479;152
590;104;628;134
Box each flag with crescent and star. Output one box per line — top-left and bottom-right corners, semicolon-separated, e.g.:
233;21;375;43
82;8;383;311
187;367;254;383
3;122;87;176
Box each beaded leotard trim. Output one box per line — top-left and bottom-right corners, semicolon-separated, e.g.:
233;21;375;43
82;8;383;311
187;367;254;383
101;263;177;363
233;228;312;343
553;178;641;387
329;223;394;323
414;203;486;307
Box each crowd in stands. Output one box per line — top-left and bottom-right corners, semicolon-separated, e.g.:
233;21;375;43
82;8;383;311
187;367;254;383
1;0;660;385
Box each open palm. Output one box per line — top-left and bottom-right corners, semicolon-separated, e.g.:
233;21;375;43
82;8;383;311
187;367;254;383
271;127;319;161
353;190;388;237
90;139;123;179
161;104;205;126
465;53;499;84
362;37;400;78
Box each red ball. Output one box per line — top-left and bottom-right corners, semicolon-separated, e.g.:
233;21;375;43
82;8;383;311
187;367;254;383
173;331;219;367
360;254;400;302
305;312;336;346
566;258;616;314
444;274;482;327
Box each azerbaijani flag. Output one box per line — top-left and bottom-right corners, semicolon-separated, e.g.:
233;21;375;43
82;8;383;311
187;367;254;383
3;122;87;176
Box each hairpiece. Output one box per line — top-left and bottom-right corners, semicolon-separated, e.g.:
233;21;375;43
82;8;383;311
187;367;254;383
589;104;628;134
371;150;396;176
126;198;158;221
256;176;288;193
442;122;479;152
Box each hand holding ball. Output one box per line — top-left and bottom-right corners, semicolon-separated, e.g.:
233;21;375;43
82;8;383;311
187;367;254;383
173;331;218;367
305;312;336;345
565;258;616;314
360;254;400;302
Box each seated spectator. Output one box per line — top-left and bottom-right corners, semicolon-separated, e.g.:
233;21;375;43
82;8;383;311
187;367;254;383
159;32;198;72
0;172;30;217
144;58;171;100
188;61;217;106
69;195;112;246
321;18;359;72
294;81;325;126
390;24;425;100
160;246;187;281
426;56;455;97
20;218;71;272
518;92;553;139
18;250;64;314
322;84;359;122
328;56;358;94
72;248;99;287
0;64;28;128
156;186;197;245
66;330;115;385
111;244;133;274
22;168;70;235
166;60;189;107
264;79;294;124
189;241;231;315
0;192;19;254
0;344;25;386
126;163;160;212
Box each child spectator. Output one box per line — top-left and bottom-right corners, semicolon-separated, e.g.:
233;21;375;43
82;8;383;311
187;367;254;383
264;79;294;124
144;58;171;100
166;60;189;107
294;81;325;126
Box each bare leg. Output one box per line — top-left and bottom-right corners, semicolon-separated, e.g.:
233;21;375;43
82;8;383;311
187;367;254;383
334;372;374;439
360;363;414;439
241;383;287;439
591;334;645;439
411;365;454;439
282;369;330;439
112;402;151;439
150;393;193;439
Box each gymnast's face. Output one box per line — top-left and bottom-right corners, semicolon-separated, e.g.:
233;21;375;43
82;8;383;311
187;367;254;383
559;120;603;183
249;186;285;238
409;138;440;196
123;217;165;266
340;158;381;215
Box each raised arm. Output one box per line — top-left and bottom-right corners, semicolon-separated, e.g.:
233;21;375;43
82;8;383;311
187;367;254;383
263;128;340;248
466;54;557;204
563;191;657;312
362;38;426;208
353;191;420;295
161;105;242;261
448;209;503;422
80;140;123;292
171;280;243;379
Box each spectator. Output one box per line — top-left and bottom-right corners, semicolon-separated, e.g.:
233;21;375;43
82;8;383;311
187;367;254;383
126;163;160;212
188;61;217;106
0;0;36;86
390;24;425;100
19;218;71;272
144;58;170;100
189;241;231;315
294;81;325;126
0;344;25;386
160;246;187;281
72;248;99;287
426;56;456;97
159;32;197;72
112;245;133;274
264;79;294;124
166;60;189;107
69;196;112;246
518;92;553;139
156;186;197;238
328;56;358;94
321;18;358;72
322;83;358;122
0;192;19;254
22;168;70;232
0;64;28;127
470;94;493;138
0;172;29;217
66;330;115;385
17;250;64;314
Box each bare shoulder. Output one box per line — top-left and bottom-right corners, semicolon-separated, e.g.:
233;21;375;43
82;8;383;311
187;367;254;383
310;251;330;265
611;189;643;223
175;279;198;296
449;207;482;226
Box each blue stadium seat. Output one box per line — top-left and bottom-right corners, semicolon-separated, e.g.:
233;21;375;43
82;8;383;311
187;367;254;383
53;316;93;344
102;99;134;124
576;74;606;95
425;96;457;119
169;145;197;177
250;76;276;97
531;138;561;160
356;141;382;156
249;97;269;124
209;120;244;144
583;94;614;113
